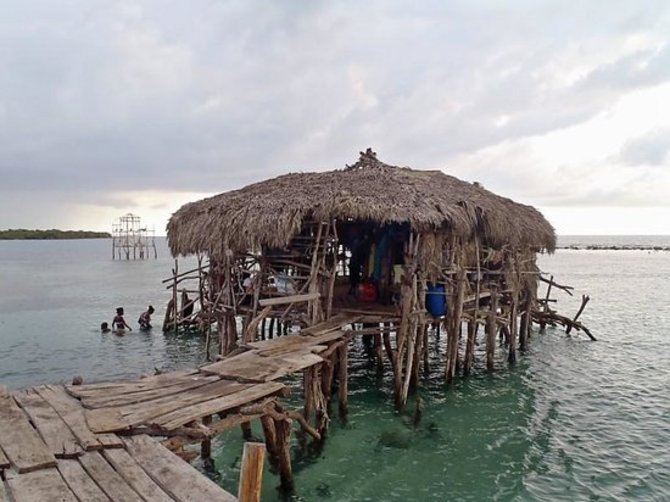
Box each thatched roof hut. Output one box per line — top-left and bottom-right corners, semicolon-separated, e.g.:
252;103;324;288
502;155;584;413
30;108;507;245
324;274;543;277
167;149;555;259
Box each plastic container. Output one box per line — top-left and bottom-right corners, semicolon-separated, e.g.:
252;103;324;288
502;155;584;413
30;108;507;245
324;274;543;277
426;284;447;316
358;281;378;303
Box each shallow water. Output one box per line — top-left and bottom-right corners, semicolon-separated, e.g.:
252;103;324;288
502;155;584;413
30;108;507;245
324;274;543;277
1;237;669;500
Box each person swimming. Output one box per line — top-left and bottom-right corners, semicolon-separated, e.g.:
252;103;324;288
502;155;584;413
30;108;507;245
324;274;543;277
112;307;132;333
100;322;111;333
138;305;155;330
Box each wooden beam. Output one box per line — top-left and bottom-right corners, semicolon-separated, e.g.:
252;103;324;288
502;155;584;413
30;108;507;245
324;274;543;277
259;293;320;307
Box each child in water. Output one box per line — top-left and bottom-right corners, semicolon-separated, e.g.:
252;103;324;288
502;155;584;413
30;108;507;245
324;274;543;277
112;307;132;333
100;322;111;333
138;305;155;331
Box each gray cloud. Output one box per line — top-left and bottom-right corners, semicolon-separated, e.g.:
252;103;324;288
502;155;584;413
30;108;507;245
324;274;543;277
1;0;670;213
619;129;670;166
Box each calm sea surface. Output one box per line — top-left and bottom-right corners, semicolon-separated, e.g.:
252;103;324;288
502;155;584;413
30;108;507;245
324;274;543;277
1;236;669;501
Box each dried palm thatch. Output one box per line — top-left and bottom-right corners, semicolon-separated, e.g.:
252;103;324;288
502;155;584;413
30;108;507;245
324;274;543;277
167;149;555;259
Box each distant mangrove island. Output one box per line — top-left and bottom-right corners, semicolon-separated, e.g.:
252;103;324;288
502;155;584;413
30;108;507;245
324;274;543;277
0;229;111;240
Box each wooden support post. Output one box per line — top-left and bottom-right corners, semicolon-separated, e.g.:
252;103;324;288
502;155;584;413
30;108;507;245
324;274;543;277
260;416;279;471
201;415;212;459
303;367;315;424
337;343;348;419
241;421;253;441
321;353;336;404
238;442;265;502
275;418;294;492
464;320;476;376
508;299;517;364
486;285;498;371
446;261;466;382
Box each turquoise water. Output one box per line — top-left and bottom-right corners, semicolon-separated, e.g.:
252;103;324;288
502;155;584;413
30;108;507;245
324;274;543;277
1;237;669;500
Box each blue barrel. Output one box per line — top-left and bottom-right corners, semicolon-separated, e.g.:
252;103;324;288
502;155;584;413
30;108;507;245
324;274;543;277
426;284;447;317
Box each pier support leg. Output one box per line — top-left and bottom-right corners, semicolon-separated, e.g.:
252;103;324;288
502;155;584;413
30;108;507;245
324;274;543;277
201;415;212;459
486;286;498;371
337;344;348;419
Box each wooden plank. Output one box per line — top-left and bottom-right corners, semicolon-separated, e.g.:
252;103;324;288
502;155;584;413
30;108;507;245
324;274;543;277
102;448;173;502
258;292;319;307
202;349;323;382
78;451;144;502
0;479;7;502
95;433;124;449
200;352;282;381
85;380;252;433
299;313;361;336
13;389;83;458
154;382;285;430
123;435;237;502
58;458;111;502
34;385;102;450
0;446;9;469
66;370;199;399
81;375;219;409
0;393;57;473
5;468;77;502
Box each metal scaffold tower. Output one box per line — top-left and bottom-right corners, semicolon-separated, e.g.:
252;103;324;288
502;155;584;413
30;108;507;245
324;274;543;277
112;213;158;260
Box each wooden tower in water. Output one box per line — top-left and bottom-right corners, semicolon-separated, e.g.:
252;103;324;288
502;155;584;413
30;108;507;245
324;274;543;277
112;213;157;260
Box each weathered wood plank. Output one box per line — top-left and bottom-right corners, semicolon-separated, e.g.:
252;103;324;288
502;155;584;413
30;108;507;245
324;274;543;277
95;433;124;449
86;380;252;433
78;451;144;502
34;385;102;450
0;393;57;473
81;375;219;409
66;370;199;399
102;448;173;502
13;389;83;458
153;382;285;430
202;350;323;382
200;352;284;382
0;447;9;469
58;458;111;502
258;292;319;307
299;313;361;336
123;435;237;502
5;468;77;502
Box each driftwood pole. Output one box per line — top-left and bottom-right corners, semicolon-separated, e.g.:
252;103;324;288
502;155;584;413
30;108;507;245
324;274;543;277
486;284;498;371
238;442;265;502
337;344;348;418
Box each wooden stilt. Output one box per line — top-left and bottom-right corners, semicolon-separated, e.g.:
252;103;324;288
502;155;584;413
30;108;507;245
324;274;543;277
486;285;498;371
275;417;294;491
260;416;279;472
464;320;476;376
337;344;348;419
201;415;212;459
241;421;253;441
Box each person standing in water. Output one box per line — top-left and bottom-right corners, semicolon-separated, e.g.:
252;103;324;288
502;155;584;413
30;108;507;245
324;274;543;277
138;305;155;330
112;307;132;333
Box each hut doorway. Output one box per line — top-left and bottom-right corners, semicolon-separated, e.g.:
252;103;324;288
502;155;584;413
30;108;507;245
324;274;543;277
333;220;409;310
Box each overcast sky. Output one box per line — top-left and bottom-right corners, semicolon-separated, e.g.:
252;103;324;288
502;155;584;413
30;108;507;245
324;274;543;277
1;1;669;235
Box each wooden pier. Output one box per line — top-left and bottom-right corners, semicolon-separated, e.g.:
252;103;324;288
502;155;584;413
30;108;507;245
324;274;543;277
0;314;360;500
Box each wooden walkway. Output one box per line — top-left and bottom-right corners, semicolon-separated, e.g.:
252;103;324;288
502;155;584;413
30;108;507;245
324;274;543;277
0;314;362;500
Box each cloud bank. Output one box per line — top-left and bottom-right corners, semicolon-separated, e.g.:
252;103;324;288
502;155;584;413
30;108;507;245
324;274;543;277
1;1;669;233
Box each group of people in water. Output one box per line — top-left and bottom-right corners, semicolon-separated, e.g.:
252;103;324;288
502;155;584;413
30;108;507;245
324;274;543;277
100;305;154;335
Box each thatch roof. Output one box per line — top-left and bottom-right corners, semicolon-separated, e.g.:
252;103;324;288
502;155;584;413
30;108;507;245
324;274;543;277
167;149;556;258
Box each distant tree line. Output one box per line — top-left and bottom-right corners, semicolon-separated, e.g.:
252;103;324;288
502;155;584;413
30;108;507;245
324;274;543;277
0;229;112;240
